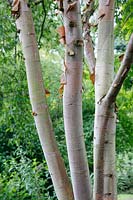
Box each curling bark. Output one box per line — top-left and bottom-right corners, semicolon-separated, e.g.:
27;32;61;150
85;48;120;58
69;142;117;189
14;1;74;199
63;0;92;200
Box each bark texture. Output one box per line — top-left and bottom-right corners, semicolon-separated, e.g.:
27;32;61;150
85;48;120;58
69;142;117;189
63;0;92;200
15;1;74;199
94;1;116;200
93;33;133;200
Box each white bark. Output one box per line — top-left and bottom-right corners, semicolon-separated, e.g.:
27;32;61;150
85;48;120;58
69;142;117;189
94;0;116;199
15;1;74;199
63;0;92;199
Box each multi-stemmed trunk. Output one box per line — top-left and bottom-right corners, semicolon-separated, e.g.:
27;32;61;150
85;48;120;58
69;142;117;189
10;1;133;200
63;1;92;200
14;1;74;199
94;1;116;199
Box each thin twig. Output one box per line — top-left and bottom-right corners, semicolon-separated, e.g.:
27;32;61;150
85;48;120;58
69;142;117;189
83;0;96;81
38;0;47;47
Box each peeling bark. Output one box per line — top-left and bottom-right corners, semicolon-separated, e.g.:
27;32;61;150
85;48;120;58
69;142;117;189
14;1;74;199
63;0;92;199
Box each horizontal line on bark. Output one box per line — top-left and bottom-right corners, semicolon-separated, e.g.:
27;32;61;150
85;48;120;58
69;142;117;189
25;59;40;62
104;193;112;196
44;151;58;156
95;114;115;118
67;147;84;151
104;161;115;164
71;169;88;174
63;104;81;107
94;126;108;130
23;32;35;35
23;44;37;48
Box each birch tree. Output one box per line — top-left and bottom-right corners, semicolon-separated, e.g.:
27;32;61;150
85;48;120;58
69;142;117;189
93;1;116;199
81;1;133;199
8;0;133;200
63;0;92;199
11;0;74;199
94;1;133;200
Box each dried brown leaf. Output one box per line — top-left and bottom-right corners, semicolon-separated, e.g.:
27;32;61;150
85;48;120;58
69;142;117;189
119;54;124;62
60;73;67;85
57;26;66;44
90;72;95;84
59;84;64;96
45;89;50;97
57;26;65;37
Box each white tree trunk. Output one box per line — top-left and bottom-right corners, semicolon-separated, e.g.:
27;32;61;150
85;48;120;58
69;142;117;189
15;1;74;199
63;1;92;200
94;0;116;199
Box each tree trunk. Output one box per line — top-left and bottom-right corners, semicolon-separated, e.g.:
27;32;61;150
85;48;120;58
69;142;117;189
63;1;92;200
15;1;74;199
94;1;116;200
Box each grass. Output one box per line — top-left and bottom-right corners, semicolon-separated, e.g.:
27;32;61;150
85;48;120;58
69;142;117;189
118;194;133;200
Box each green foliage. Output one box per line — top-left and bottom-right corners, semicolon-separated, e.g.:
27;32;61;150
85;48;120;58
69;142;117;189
0;0;132;199
82;74;95;173
115;0;133;40
114;56;133;153
116;88;133;152
0;149;56;200
28;0;62;50
117;152;133;193
118;194;133;200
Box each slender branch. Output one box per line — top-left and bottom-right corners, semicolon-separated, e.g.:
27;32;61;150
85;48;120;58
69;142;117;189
105;34;133;104
83;0;96;83
38;0;47;47
14;30;17;63
122;12;133;29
